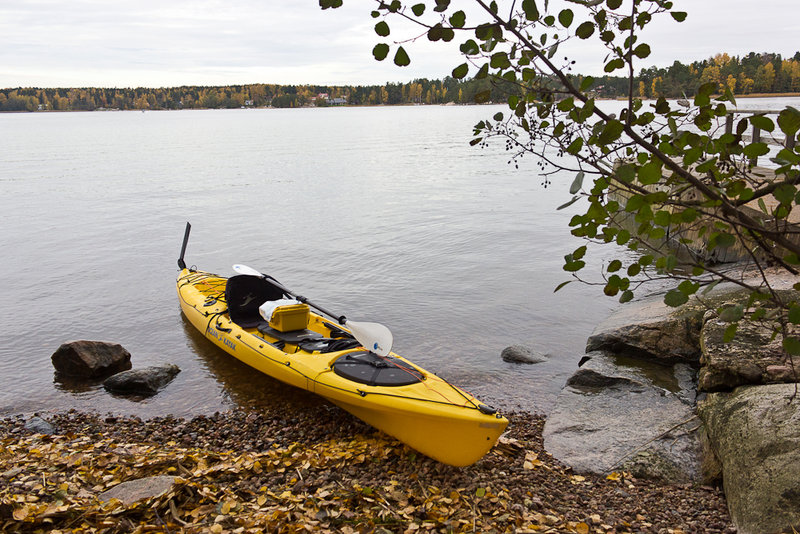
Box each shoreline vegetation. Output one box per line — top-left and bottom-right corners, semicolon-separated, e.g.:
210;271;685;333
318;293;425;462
1;51;799;112
0;409;734;533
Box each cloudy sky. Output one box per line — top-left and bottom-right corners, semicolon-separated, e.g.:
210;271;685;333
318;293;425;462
1;0;798;89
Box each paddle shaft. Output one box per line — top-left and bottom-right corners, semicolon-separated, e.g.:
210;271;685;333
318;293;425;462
264;276;347;325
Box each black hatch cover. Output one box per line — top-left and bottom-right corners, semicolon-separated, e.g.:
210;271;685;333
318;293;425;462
332;351;422;387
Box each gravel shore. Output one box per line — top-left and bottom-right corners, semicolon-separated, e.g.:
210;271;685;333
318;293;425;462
1;407;734;533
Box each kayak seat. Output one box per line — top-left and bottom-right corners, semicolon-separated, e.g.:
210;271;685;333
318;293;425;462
226;275;288;328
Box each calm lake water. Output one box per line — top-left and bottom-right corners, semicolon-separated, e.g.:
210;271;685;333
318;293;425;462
1;97;795;419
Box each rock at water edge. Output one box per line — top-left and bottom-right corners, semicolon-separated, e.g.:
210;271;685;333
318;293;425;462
501;345;548;364
103;364;181;396
24;416;55;435
543;355;703;483
585;292;704;365
51;340;132;379
698;384;800;534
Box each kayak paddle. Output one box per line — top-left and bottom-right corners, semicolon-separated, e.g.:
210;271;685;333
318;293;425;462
231;264;393;357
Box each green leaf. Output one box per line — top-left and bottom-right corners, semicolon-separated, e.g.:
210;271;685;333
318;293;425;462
619;290;634;303
616;163;635;183
564;260;586;272
449;10;466;28
522;0;540;21
566;137;584;155
460;39;479;55
393;46;411;66
598;119;624;144
573;245;587;260
372;43;390;61
319;0;343;9
575;21;594;39
788;305;800;324
557;196;580;210
749;114;774;132
411;3;425;16
452;63;469;79
632;44;651;58
743;142;769;158
694;82;716;107
723;323;738;343
606;0;622;9
608;259;622;272
783;336;800;355
711;232;735;249
778;107;800;136
558;9;574;27
580;76;594;91
554;280;572;293
374;21;390;37
637;161;662;185
569;171;585;194
428;23;443;41
557;96;575;112
718;304;744;322
654;210;671;227
671;11;687;22
474;89;491;103
664;289;689;307
433;0;450;12
490;52;511;69
604;58;625;73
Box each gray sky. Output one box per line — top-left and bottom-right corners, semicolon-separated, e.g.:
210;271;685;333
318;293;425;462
1;1;798;88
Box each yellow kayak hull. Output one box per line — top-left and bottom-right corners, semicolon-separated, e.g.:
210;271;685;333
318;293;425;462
177;269;508;466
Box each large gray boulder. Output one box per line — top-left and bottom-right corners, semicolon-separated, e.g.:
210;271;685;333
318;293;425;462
543;353;703;483
585;293;704;365
103;364;180;396
51;340;132;378
699;384;800;534
699;316;800;391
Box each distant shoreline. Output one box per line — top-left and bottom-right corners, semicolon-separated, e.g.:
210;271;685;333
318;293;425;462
2;92;798;114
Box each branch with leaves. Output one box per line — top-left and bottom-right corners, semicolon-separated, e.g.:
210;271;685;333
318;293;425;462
320;0;800;355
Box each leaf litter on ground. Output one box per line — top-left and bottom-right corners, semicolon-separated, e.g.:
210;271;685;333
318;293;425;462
0;409;734;533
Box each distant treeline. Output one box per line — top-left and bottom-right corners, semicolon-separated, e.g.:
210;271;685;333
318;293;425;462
2;51;799;112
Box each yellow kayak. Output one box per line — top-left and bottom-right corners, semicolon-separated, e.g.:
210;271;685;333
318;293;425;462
175;228;508;466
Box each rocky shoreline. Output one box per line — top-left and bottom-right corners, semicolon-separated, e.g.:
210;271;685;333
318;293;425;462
1;408;733;533
542;277;800;534
6;271;800;532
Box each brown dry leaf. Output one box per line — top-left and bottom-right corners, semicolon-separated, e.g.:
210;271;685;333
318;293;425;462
11;505;29;521
523;451;543;470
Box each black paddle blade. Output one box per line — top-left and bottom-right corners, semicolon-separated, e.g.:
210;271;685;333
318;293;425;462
178;222;191;269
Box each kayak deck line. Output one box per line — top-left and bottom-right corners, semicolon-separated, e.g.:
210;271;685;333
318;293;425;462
177;267;508;466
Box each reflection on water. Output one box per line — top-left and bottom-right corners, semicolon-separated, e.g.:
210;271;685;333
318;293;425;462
179;314;329;414
53;375;107;395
